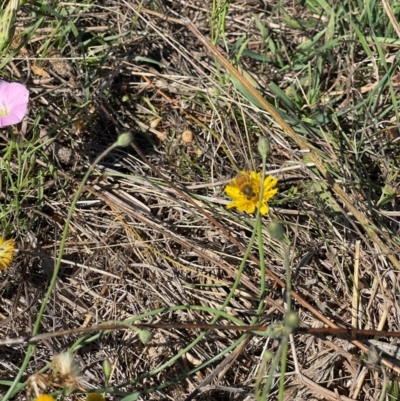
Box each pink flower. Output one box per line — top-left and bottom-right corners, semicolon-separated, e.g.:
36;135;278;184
0;80;29;127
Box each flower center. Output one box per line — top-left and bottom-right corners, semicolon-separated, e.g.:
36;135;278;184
0;101;9;117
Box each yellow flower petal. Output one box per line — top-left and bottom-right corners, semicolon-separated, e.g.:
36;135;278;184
264;175;278;190
225;185;241;197
226;201;237;209
240;202;256;214
259;203;269;215
35;395;55;401
0;238;15;271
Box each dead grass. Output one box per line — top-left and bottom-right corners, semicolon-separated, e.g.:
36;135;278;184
1;0;400;400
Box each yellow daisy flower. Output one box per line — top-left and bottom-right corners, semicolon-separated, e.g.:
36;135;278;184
86;393;105;401
0;238;15;270
225;171;278;215
34;395;55;401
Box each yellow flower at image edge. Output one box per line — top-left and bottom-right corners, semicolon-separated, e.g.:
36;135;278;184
34;395;55;401
86;393;105;401
0;238;15;270
225;171;278;215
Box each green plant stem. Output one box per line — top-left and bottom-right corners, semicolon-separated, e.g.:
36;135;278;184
260;338;286;400
278;238;292;399
72;304;249;352
278;335;289;401
256;146;268;316
3;143;119;400
283;244;291;312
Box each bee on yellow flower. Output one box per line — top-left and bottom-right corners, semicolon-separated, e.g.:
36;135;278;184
0;238;15;270
225;171;278;215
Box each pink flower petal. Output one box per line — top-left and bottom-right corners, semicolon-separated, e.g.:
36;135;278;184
0;80;29;127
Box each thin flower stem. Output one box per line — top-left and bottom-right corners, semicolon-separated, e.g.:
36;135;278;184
284;244;292;313
34;143;118;334
254;346;270;398
255;146;268;314
278;335;289;400
71;304;249;353
2;143;119;400
255;143;273;401
278;239;292;399
260;337;286;400
379;366;387;401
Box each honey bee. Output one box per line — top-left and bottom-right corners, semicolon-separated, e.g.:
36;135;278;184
235;173;256;200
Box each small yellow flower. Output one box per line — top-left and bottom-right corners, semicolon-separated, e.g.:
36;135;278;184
34;395;55;401
86;393;105;401
225;171;278;215
0;238;15;270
